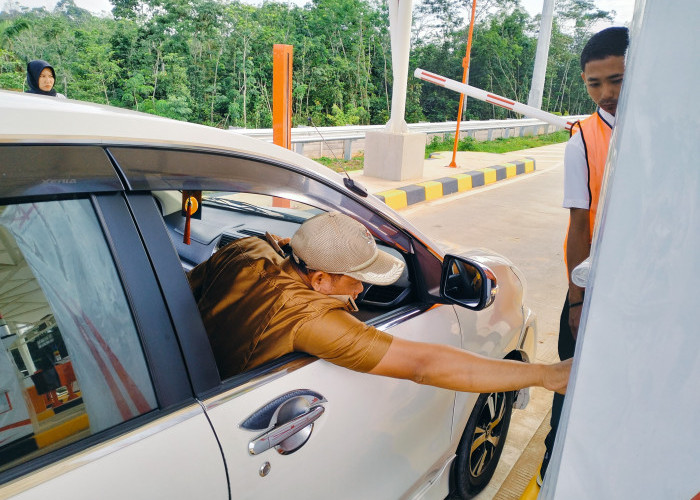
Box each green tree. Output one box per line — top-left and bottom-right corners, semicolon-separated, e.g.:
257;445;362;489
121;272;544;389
67;27;120;103
121;70;153;109
0;18;29;90
467;8;535;119
0;0;613;127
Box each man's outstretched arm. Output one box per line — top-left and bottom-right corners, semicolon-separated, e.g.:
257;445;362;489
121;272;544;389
369;336;571;394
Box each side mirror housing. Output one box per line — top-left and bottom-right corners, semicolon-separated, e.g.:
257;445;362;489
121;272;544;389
440;255;498;310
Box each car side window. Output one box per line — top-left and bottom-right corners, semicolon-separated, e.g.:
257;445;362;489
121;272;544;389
0;199;157;472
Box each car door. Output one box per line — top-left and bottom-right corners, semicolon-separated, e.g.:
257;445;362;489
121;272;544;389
0;145;227;499
202;303;462;500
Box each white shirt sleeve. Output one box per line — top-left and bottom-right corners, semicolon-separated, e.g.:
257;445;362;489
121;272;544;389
563;132;590;209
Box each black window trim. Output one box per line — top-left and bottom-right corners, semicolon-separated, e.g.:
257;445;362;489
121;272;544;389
106;144;415;253
0;144;124;200
124;192;220;396
91;192;193;407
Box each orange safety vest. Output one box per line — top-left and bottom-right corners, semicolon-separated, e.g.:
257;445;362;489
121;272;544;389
571;110;613;239
564;110;612;268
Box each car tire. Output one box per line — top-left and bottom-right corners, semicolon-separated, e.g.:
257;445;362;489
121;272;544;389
451;390;514;499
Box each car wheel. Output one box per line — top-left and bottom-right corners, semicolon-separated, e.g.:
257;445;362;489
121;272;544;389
451;390;514;499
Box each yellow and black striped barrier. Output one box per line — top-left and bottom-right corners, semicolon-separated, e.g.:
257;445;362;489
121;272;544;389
374;157;535;210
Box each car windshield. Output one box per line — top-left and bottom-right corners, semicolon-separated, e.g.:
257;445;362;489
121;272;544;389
202;192;322;224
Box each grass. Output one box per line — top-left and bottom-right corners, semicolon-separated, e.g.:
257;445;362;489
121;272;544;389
425;130;570;157
315;155;365;173
313;130;569;172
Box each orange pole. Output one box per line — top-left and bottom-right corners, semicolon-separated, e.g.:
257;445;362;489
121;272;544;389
449;0;477;168
273;44;293;148
272;44;293;207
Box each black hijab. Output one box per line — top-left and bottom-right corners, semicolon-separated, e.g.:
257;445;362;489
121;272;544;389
25;60;57;96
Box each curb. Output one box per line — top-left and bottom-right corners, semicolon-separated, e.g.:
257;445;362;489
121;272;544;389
374;157;535;210
519;473;541;500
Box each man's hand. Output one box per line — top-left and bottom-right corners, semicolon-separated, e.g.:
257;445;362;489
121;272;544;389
265;232;291;256
543;358;573;394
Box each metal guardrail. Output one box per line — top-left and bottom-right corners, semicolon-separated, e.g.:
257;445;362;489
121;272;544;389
230;116;585;160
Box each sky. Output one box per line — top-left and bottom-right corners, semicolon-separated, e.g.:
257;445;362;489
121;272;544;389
4;0;636;25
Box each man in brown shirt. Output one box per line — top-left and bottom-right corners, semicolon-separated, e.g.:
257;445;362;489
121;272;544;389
188;235;394;378
189;211;571;393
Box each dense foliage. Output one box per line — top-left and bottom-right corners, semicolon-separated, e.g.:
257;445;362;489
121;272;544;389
0;0;612;128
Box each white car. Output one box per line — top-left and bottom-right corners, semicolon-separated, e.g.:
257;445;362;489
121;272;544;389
0;91;536;500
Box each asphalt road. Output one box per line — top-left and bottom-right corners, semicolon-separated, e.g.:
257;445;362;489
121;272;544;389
400;143;570;499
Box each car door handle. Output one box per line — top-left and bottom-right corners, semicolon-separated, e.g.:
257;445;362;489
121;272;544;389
249;405;324;455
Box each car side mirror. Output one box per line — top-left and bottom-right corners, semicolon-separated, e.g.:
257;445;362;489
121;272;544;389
440;255;498;310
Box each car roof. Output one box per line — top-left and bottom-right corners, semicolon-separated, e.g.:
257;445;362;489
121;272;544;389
0;89;342;185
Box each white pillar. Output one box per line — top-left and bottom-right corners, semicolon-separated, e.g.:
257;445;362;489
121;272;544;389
17;341;36;375
364;0;426;181
527;0;555;110
387;0;412;133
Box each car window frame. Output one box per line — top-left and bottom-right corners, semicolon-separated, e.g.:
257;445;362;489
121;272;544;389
108;144;449;293
124;192;220;396
107;145;415;252
108;144;448;300
91;192;192;405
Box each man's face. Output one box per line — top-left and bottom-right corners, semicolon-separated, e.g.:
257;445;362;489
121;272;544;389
581;55;625;116
311;272;364;300
38;68;55;92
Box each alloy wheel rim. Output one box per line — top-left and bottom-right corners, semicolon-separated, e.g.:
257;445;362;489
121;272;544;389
468;392;507;478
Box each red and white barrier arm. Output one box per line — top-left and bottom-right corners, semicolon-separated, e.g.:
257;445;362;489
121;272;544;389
414;68;575;131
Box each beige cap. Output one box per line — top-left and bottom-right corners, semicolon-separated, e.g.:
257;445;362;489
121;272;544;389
291;212;405;286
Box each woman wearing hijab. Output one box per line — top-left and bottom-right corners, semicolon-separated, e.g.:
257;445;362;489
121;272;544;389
25;60;66;98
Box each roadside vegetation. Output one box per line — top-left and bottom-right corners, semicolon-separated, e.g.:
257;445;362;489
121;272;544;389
316;129;569;173
424;130;570;157
315;156;365;173
0;0;612;129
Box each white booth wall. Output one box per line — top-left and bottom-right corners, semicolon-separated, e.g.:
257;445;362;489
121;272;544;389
541;0;700;498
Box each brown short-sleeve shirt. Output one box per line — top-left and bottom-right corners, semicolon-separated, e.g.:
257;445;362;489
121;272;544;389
188;237;392;379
